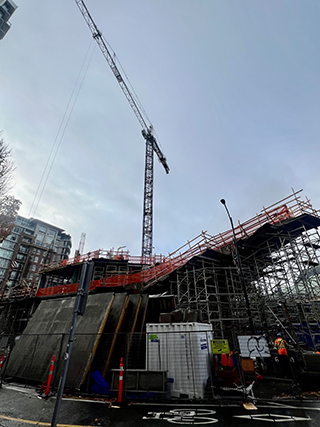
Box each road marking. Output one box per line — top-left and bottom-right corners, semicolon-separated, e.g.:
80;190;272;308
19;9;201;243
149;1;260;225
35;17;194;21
143;409;218;424
234;414;311;422
0;414;101;427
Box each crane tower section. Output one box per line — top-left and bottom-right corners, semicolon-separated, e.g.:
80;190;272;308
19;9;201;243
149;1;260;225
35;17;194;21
75;1;169;260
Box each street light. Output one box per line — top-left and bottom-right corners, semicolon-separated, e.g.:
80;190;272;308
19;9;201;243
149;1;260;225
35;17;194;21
220;199;254;333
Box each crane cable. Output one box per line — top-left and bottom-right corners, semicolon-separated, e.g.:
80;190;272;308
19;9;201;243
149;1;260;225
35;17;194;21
28;41;96;218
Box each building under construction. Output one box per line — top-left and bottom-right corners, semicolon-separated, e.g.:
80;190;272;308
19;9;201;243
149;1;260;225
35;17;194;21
1;190;320;394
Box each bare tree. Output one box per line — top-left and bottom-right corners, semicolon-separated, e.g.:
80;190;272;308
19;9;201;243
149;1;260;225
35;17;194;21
0;136;21;242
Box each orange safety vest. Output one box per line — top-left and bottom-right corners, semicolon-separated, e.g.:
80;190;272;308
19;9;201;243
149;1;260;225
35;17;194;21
275;338;288;355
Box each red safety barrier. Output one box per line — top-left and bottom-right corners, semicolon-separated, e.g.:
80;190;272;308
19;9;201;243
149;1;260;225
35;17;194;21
0;354;5;373
118;357;124;403
45;355;56;396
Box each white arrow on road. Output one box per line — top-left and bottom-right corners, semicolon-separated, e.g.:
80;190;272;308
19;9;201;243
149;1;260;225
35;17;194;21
234;413;311;422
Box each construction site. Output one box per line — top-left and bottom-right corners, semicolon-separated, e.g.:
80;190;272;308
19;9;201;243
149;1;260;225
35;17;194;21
1;1;320;405
1;189;320;400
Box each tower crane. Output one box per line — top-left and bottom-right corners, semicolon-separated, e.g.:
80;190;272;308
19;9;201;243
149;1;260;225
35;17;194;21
75;1;170;259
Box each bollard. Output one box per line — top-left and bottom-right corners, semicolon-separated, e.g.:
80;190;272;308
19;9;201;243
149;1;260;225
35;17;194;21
45;355;56;397
118;357;124;403
0;355;5;373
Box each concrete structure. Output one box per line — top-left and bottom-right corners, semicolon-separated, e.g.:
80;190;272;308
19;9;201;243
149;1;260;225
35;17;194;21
0;0;17;40
0;216;71;297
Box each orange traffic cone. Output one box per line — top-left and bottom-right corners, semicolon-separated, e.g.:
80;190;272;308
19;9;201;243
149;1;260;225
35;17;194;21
221;353;228;367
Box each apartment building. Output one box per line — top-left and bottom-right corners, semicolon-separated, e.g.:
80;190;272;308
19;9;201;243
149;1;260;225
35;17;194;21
0;216;71;292
0;0;17;40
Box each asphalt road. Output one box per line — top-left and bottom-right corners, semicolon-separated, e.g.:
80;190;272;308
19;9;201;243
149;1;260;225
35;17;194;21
0;384;320;426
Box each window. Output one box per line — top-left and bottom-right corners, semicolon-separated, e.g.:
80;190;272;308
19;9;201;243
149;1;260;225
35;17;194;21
16;253;26;261
2;2;12;14
22;237;31;243
45;235;54;245
0;267;7;277
10;271;20;280
19;245;29;254
1;241;15;250
32;248;41;255
33;256;39;263
38;226;47;233
30;264;37;272
0;249;13;259
0;259;10;268
12;226;23;234
48;229;56;237
28;273;34;280
35;233;44;244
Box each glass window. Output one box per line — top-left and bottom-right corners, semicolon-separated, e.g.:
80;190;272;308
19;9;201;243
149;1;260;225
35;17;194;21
0;249;13;259
22;237;31;243
0;267;7;277
12;226;23;234
45;235;54;245
33;256;39;263
0;259;10;268
35;233;44;244
1;241;15;250
30;264;37;272
48;229;56;237
10;271;20;280
38;226;47;233
19;245;29;254
16;253;26;261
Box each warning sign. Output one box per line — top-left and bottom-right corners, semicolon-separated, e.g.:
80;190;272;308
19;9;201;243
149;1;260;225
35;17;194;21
210;339;230;354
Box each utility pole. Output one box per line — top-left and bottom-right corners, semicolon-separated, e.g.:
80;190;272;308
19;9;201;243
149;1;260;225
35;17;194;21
51;261;94;427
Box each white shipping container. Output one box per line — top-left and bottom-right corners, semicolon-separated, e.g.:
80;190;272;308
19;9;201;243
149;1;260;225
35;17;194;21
146;322;213;398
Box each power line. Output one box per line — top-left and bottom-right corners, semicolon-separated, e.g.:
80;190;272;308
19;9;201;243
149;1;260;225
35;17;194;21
29;41;96;218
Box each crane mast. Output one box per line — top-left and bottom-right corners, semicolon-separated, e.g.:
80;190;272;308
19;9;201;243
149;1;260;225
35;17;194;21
75;0;169;260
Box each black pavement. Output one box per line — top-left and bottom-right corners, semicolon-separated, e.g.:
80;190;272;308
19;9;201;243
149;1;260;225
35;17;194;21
1;381;320;427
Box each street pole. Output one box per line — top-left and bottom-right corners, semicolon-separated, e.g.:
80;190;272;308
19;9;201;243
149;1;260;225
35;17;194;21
51;261;94;427
220;199;254;333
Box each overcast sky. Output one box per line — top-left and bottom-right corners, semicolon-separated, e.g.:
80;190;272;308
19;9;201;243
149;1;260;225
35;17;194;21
1;0;320;257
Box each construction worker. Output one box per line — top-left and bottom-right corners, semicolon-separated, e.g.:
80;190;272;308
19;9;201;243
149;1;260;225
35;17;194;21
274;333;288;356
274;333;291;377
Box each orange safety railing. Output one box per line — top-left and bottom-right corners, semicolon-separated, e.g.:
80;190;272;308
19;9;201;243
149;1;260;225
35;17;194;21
35;190;320;297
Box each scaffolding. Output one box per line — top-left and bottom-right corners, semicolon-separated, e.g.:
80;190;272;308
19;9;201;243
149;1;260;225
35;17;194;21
169;190;320;348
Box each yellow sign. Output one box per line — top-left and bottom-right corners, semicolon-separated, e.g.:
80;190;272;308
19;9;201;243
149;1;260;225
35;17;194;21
210;339;230;354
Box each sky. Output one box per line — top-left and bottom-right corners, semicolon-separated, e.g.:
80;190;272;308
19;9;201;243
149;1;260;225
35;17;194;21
1;0;320;258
